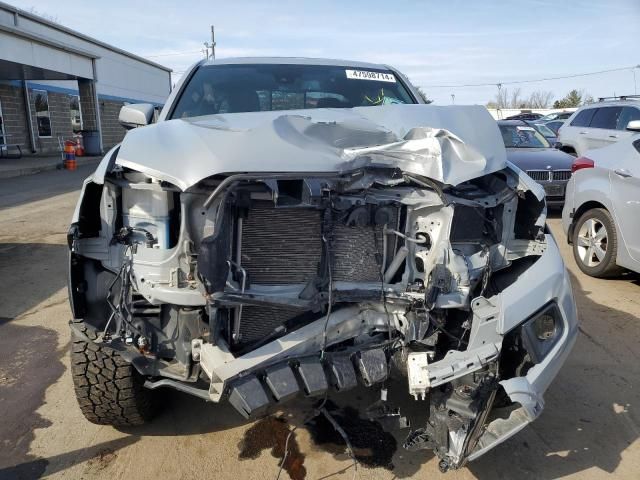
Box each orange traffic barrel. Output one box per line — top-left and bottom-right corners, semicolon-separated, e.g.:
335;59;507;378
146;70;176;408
64;141;77;170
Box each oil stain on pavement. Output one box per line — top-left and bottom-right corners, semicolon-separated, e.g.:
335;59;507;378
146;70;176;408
238;401;397;480
306;403;397;470
238;416;307;480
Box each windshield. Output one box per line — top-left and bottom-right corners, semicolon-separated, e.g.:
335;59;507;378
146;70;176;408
499;124;550;148
530;123;556;138
539;114;558;122
539;112;572;122
170;64;417;119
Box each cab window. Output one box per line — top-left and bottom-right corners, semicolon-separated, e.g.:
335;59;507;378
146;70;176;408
590;107;622;130
570;108;597;127
617;106;640;130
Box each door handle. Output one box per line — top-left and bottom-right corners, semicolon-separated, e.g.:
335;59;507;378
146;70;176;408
614;169;633;178
579;131;587;134
609;135;618;139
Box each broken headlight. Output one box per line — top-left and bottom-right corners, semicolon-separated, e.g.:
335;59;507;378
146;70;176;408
520;302;563;364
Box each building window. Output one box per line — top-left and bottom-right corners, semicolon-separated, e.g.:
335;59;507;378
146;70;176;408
33;89;52;137
0;99;6;145
70;95;83;132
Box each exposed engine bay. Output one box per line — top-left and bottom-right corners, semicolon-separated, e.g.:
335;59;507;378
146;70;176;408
69;162;561;469
67;105;577;470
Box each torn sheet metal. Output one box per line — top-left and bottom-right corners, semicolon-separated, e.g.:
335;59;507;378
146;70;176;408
115;104;507;190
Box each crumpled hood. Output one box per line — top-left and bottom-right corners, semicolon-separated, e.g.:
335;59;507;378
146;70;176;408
116;104;507;190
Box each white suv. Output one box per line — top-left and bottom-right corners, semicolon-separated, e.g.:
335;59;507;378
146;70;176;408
557;98;640;156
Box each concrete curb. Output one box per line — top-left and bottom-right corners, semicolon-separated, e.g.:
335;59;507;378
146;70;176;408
0;157;101;179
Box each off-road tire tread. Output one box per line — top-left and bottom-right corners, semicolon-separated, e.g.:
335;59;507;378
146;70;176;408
572;208;624;278
70;318;156;426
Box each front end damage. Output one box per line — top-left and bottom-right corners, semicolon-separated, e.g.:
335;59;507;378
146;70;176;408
68;109;577;470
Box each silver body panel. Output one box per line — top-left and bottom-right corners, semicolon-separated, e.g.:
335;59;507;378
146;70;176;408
68;59;578;469
562;135;640;271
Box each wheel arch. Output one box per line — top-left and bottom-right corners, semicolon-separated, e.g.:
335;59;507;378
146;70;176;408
568;200;608;245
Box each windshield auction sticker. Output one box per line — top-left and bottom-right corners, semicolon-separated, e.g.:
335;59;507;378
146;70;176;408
345;69;397;82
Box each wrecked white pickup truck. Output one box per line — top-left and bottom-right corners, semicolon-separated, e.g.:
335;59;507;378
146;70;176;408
67;58;577;471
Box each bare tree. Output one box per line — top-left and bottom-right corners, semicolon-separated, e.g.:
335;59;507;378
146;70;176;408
510;88;523;109
528;90;554;108
489;88;556;109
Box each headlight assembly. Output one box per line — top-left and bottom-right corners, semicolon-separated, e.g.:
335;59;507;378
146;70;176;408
520;302;564;364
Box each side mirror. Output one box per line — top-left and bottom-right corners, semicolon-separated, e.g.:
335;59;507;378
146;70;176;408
626;120;640;132
119;103;155;129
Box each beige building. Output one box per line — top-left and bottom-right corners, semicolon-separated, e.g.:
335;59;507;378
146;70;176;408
0;1;171;156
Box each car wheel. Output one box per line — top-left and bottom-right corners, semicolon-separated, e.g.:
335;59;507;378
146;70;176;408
70;319;158;426
572;208;624;278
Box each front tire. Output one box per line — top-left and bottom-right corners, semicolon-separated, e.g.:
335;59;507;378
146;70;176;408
572;208;623;278
70;319;157;426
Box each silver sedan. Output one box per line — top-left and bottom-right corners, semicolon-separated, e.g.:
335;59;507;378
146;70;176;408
562;124;640;276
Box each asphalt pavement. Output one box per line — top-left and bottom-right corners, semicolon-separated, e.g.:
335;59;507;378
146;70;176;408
0;167;639;480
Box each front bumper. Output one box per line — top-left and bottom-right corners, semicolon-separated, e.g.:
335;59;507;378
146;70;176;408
467;234;578;462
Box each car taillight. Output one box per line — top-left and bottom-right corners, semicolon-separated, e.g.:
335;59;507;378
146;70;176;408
571;156;595;173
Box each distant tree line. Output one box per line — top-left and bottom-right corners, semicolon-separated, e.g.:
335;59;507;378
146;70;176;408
486;88;594;109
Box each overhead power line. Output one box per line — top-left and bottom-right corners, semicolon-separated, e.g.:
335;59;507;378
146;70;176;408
145;50;203;58
420;64;640;89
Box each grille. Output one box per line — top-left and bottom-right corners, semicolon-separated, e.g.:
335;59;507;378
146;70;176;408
553;170;572;181
526;170;551;182
526;170;572;182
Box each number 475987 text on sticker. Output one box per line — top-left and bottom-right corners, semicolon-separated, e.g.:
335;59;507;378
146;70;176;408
345;69;397;83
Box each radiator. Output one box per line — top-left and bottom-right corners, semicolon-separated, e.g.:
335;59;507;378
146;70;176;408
240;203;323;285
236;201;394;346
240;202;390;285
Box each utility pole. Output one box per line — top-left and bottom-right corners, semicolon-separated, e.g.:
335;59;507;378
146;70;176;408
203;25;216;61
496;83;503;118
450;93;455;105
211;25;216;60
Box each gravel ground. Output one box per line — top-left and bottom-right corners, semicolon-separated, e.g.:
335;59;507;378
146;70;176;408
0;166;638;480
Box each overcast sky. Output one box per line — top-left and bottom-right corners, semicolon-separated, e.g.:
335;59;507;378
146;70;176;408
11;0;640;105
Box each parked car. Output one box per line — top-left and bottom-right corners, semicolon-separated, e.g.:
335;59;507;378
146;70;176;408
544;119;566;135
498;120;574;207
556;98;640;156
505;112;545;121
527;120;558;145
562;127;640;277
67;57;577;471
539;110;575;122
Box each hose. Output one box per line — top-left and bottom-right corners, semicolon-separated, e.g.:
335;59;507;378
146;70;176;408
383;226;427;244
